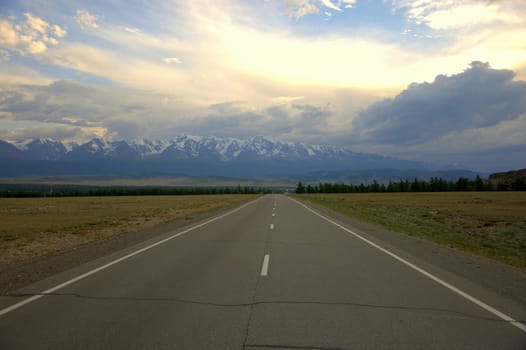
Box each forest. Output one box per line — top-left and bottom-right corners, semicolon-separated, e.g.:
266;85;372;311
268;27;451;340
295;176;526;193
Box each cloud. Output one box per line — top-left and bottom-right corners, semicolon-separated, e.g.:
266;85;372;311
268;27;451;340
286;0;319;18
391;0;525;30
0;80;162;142
0;49;10;62
53;24;67;38
124;27;141;34
285;0;357;18
341;0;357;9
162;57;183;64
24;12;49;34
4;0;520;105
349;62;526;167
0;13;65;56
0;122;105;143
320;0;341;12
0;79;339;143
272;96;305;103
1;63;524;171
180;100;334;140
0;61;53;85
75;10;100;29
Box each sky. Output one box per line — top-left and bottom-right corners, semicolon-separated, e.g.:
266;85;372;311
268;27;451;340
0;0;525;171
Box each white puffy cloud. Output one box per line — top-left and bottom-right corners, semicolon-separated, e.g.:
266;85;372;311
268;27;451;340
53;24;67;38
24;12;49;34
0;13;65;56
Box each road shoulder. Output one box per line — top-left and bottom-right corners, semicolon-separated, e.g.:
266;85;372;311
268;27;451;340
0;198;256;295
292;196;526;307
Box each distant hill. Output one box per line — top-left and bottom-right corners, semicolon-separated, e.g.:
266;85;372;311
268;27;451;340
489;168;526;184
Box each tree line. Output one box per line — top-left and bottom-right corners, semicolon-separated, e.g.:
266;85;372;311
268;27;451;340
0;185;271;198
295;176;526;194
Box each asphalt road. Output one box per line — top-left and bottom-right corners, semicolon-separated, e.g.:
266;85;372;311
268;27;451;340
1;194;525;349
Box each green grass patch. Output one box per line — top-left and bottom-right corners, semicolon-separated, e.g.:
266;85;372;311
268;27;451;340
298;192;526;267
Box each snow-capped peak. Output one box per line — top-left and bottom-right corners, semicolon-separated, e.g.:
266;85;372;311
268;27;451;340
3;135;362;162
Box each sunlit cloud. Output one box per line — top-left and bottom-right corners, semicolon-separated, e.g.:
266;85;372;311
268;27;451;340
24;12;49;34
75;10;100;29
320;0;341;12
0;13;65;56
391;0;526;29
285;0;358;18
124;27;141;34
272;96;305;103
285;0;320;18
162;57;183;64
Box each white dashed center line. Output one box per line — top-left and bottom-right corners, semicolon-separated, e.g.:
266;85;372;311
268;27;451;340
260;254;270;276
270;223;274;230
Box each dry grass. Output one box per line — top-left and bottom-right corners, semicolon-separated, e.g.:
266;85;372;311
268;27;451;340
300;192;526;267
0;195;257;267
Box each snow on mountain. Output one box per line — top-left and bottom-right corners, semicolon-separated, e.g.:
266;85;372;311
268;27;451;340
0;135;426;178
129;139;171;156
2;135;365;161
6;135;364;161
13;138;67;160
65;138;114;159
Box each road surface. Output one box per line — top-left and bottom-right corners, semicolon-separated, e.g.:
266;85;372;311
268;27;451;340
1;194;525;349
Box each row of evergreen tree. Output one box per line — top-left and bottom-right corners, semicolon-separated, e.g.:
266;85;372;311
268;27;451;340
295;176;526;194
0;185;271;198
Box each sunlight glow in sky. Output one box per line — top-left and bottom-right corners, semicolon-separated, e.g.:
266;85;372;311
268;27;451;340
1;0;526;170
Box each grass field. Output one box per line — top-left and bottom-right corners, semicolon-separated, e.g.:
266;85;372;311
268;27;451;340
0;195;257;268
299;192;526;267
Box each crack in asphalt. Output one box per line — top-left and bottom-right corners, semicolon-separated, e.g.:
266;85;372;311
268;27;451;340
242;203;276;349
245;344;348;350
8;292;521;324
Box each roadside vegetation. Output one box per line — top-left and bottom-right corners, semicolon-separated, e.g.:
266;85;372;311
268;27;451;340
0;194;257;267
0;184;270;198
299;192;526;267
295;175;526;193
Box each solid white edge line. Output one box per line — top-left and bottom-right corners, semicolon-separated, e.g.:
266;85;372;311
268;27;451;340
260;254;270;276
289;197;526;333
0;197;261;317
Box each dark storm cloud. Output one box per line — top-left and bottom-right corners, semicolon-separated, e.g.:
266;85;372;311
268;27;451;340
351;62;526;145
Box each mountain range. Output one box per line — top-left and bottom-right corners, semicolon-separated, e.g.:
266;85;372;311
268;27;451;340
0;136;478;181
